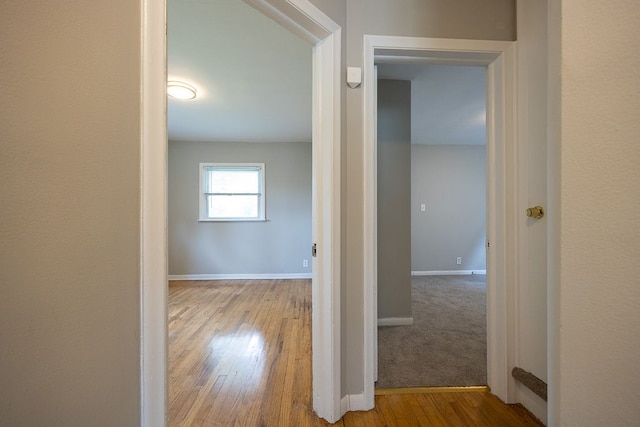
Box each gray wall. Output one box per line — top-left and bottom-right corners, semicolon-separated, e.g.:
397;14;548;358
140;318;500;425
377;80;412;319
0;0;522;421
411;145;486;272
548;0;640;425
168;141;312;276
0;0;140;425
7;2;640;424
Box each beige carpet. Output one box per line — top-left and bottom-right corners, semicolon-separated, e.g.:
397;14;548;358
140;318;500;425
376;274;486;388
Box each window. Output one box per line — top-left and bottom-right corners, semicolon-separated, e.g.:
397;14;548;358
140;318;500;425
199;163;265;221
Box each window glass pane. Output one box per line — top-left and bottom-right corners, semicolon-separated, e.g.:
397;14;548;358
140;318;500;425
207;195;259;218
206;169;259;194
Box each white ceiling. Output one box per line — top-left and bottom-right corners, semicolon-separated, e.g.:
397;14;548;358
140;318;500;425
377;63;487;146
168;0;312;143
167;0;486;146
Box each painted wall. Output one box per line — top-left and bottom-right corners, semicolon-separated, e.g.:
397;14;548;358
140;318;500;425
409;65;487;146
349;0;515;42
168;141;312;277
344;0;516;394
306;0;346;29
411;145;486;272
0;1;140;425
6;1;639;424
377;80;412;319
548;0;640;425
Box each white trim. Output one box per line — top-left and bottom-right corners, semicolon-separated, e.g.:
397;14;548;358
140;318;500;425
141;0;342;425
411;270;487;276
373;64;379;384
515;383;548;425
340;395;349;416
378;317;414;327
310;27;343;423
288;0;340;34
168;273;312;281
140;0;167;425
244;0;339;45
363;35;518;410
486;40;518;405
514;4;529;415
345;393;369;412
375;55;495;66
244;0;317;44
338;392;368;413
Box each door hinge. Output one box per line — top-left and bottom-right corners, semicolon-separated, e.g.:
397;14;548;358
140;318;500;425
312;243;317;257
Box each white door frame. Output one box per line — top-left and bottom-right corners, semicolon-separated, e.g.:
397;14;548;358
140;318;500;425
140;0;342;425
362;35;518;407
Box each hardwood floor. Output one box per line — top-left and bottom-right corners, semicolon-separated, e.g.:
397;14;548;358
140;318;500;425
169;279;543;426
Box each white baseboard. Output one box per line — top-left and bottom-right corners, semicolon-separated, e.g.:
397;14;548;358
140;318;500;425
377;317;414;326
345;392;372;412
515;382;548;425
411;270;486;276
340;395;349;418
168;273;312;281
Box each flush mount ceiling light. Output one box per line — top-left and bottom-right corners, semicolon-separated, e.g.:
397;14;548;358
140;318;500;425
167;81;197;100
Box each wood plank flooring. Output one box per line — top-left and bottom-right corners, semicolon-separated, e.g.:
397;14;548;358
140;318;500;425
169;279;543;426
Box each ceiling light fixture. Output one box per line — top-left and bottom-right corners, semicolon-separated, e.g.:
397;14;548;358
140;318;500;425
167;81;197;100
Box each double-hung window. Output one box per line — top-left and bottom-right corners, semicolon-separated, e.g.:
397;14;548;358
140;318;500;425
199;163;266;221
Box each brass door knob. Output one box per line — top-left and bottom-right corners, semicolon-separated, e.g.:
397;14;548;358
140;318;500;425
525;206;544;219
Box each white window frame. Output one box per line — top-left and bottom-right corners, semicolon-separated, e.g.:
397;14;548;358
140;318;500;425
198;162;266;222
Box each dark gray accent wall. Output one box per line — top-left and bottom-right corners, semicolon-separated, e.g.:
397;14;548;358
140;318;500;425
168;141;312;276
411;145;486;271
377;80;412;319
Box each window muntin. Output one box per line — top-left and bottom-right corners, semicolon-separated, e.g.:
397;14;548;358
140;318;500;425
199;163;265;221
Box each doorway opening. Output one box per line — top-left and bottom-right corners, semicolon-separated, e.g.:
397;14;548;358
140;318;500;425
375;63;488;389
362;35;518;408
140;0;342;424
166;2;315;424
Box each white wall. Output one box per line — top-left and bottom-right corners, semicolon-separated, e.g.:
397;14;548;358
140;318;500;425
168;141;312;277
548;0;640;425
411;145;486;272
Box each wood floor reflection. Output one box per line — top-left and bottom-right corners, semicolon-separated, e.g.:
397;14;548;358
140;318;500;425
168;279;543;426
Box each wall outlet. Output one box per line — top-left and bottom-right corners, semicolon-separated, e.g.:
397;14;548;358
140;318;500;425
420;203;426;212
456;257;462;265
303;259;309;268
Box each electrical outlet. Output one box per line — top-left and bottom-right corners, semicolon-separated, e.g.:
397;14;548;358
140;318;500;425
420;203;426;212
303;259;309;268
456;257;462;265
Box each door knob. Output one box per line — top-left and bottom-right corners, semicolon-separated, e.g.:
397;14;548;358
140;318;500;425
525;206;544;219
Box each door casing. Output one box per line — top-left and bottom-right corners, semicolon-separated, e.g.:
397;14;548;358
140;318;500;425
362;35;518;407
140;0;343;424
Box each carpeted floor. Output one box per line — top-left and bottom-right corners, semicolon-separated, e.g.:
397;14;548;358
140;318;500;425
376;274;487;388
